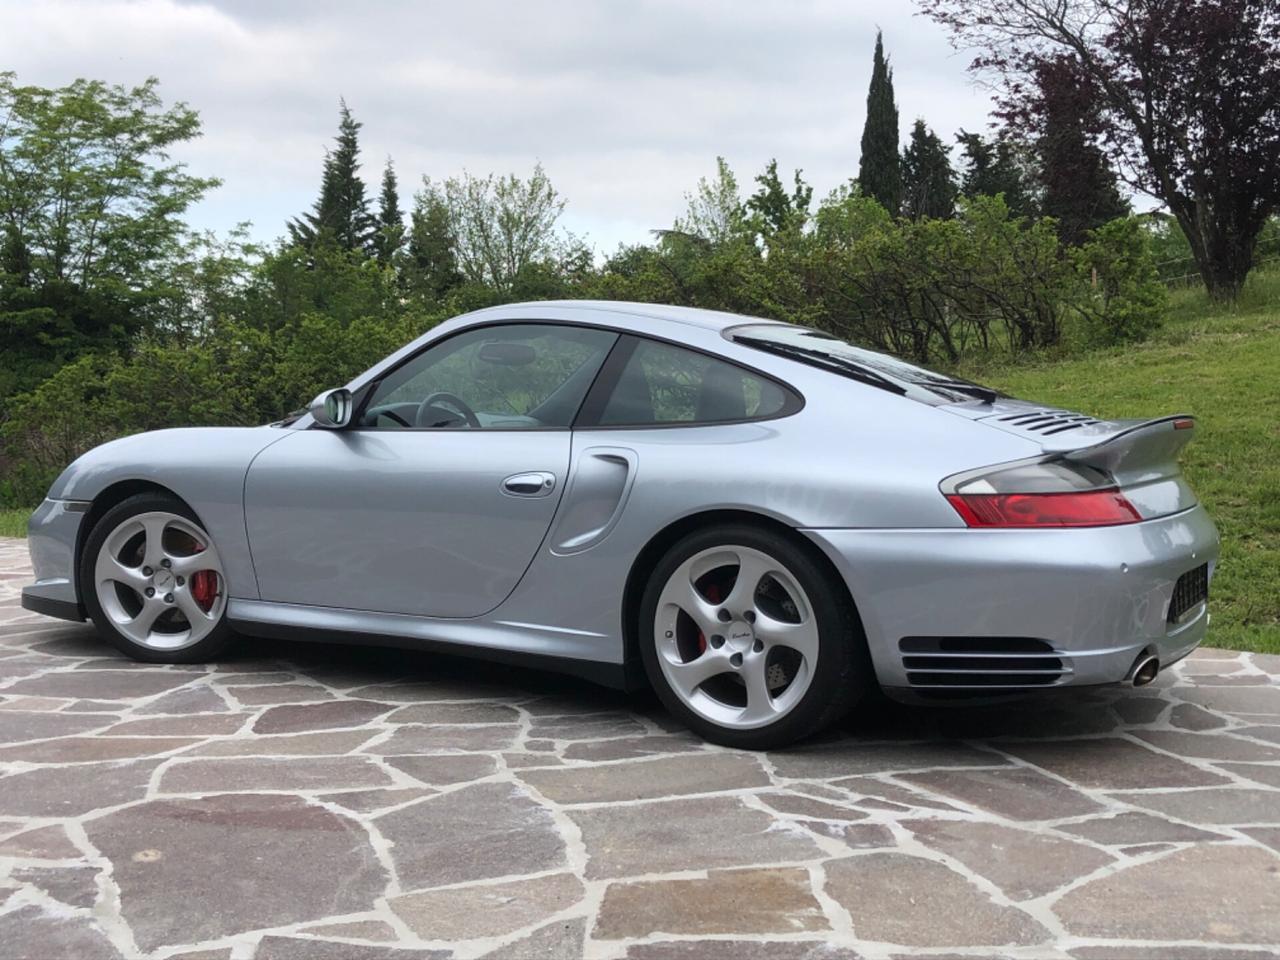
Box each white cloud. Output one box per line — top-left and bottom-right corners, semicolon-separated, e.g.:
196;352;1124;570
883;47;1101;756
0;0;998;252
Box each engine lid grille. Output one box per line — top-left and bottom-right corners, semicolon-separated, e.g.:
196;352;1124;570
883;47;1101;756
993;410;1101;436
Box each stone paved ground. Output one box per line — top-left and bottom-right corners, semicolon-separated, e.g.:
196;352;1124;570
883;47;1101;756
1;537;1278;959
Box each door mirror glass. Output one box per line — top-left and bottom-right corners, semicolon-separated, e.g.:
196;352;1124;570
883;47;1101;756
310;388;353;428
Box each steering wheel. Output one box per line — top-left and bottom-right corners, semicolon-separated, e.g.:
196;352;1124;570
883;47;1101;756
415;391;482;428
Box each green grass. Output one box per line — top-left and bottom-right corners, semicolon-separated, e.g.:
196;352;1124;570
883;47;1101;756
964;269;1280;654
0;508;30;539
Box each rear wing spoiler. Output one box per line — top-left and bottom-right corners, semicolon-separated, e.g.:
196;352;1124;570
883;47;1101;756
1048;415;1197;481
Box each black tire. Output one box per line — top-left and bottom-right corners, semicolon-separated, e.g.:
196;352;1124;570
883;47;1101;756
79;491;235;664
637;522;870;749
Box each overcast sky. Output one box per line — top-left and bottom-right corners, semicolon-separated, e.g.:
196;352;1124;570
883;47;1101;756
1;0;1000;254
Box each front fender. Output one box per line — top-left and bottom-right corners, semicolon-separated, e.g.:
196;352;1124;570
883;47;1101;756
50;426;289;600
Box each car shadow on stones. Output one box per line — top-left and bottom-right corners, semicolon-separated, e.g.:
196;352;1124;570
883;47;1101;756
831;684;1132;743
231;632;658;713
34;622;1161;751
236;632;1149;750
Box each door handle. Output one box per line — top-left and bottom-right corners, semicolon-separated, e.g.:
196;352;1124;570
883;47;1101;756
501;472;557;497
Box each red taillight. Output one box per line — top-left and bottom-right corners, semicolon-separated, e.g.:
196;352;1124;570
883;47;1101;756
946;490;1142;528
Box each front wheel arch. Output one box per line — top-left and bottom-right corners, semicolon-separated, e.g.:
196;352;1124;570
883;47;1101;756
620;509;866;691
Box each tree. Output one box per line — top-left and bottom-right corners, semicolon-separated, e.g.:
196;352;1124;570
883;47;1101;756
433;164;568;291
918;0;1280;299
374;158;404;265
674;156;748;243
901;120;957;220
857;31;902;215
0;73;217;409
746;159;813;238
404;187;463;302
1032;55;1129;246
289;100;377;254
955;129;1037;216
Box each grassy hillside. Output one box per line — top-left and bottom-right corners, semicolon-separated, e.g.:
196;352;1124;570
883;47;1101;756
968;270;1280;654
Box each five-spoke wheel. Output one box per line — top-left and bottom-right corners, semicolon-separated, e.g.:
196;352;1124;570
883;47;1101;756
80;493;234;662
639;524;868;748
654;544;819;729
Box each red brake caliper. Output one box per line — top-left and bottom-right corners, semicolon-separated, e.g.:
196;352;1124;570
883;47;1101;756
697;583;722;654
189;541;218;612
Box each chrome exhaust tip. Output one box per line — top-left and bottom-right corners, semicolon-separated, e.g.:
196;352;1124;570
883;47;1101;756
1132;655;1160;687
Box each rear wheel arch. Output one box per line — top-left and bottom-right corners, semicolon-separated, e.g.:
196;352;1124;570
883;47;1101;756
620;509;866;688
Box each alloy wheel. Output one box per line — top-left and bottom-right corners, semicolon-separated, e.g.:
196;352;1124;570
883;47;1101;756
93;510;227;651
653;544;819;730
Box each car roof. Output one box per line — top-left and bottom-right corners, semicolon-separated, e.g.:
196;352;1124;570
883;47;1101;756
469;300;789;334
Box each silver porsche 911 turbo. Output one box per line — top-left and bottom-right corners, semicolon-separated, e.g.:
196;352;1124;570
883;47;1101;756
22;300;1218;747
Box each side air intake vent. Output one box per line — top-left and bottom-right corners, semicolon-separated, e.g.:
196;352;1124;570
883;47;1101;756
898;636;1071;688
996;410;1101;436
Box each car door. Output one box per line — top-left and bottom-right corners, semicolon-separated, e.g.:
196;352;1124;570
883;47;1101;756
244;322;618;619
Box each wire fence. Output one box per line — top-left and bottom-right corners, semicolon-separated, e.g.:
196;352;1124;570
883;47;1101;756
1153;235;1280;287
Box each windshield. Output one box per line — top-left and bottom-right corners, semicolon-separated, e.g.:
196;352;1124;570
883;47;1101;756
726;324;1002;404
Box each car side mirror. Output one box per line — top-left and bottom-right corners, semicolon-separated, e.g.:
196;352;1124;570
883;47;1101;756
309;388;353;428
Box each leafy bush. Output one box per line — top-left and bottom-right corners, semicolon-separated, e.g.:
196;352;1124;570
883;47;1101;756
1070;218;1166;346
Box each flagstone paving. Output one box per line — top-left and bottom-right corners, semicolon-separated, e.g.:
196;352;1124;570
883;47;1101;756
0;536;1278;959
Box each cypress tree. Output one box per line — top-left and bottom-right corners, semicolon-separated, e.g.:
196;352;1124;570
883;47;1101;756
901;119;956;220
375;158;405;264
289;100;378;254
857;31;902;215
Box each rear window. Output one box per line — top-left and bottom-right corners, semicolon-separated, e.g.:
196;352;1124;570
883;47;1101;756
726;324;1002;404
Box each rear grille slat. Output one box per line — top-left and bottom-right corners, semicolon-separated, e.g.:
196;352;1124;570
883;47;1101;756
906;673;1071;687
899;636;1054;654
901;652;1066;661
899;636;1070;689
903;666;1069;675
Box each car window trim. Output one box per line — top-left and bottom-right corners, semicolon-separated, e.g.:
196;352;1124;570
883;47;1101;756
572;333;805;430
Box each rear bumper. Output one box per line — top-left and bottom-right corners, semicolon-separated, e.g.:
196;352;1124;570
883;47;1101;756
803;504;1219;692
21;498;88;621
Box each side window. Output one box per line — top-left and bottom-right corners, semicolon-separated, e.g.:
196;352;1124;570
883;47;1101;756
598;338;791;426
362;324;617;429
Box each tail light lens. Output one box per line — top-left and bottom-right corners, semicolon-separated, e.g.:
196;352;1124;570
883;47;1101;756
942;459;1142;528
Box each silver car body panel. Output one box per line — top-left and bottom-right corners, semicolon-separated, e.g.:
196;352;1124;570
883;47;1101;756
243;429;571;618
806;504;1217;691
24;300;1220;694
22;497;89;611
